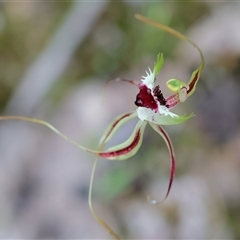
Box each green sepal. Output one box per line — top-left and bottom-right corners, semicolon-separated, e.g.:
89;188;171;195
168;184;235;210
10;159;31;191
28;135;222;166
152;112;195;125
153;53;164;77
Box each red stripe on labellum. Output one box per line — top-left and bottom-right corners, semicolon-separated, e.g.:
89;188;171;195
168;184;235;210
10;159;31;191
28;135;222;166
99;129;141;158
187;71;199;94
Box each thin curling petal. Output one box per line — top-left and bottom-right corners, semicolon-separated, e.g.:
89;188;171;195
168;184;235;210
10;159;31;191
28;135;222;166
135;14;204;68
99;120;147;160
101;78;139;104
0;116;100;155
88;138;121;240
149;123;176;204
114;78;139;87
99;111;137;146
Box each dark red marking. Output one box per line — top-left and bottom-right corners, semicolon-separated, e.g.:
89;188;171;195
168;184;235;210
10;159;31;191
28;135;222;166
135;84;158;110
187;71;199;94
153;85;168;107
99;129;141;158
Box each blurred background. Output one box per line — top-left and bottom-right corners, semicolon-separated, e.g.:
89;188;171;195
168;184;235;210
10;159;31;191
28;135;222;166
0;1;240;239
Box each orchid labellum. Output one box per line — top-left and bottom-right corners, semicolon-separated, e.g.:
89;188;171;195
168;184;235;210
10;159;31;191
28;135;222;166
0;14;204;240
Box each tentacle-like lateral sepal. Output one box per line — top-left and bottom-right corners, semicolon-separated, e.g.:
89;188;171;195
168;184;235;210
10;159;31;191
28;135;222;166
99;111;137;146
148;123;176;204
99;120;147;160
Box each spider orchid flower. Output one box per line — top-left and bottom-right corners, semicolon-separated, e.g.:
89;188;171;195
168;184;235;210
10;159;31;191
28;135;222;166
94;15;205;206
0;14;204;240
96;49;203;203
